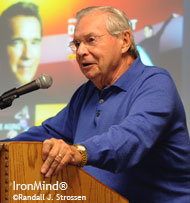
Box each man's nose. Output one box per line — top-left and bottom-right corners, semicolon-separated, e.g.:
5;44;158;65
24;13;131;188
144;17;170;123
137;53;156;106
21;42;32;59
76;42;89;56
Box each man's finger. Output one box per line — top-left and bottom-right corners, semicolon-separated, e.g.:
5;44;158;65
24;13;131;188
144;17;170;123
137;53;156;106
42;139;53;161
53;149;76;175
45;156;61;177
41;140;60;174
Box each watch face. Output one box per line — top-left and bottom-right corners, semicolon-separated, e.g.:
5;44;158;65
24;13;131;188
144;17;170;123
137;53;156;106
78;145;86;151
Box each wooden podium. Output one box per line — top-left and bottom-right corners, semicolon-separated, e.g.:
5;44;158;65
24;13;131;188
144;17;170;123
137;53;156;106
0;142;129;202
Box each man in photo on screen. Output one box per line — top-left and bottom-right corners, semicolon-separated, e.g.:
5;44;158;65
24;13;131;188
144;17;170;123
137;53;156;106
0;2;42;88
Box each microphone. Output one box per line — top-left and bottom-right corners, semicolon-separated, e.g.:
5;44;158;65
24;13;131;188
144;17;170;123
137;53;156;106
0;74;53;109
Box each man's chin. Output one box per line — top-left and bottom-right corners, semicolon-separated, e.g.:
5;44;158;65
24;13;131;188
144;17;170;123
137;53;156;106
84;73;97;80
82;69;99;80
17;75;34;85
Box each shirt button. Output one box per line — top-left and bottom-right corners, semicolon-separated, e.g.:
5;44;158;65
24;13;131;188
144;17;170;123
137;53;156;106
96;112;100;117
99;99;104;104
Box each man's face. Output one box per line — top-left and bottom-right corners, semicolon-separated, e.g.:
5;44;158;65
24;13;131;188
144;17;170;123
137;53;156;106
74;12;125;86
6;15;41;84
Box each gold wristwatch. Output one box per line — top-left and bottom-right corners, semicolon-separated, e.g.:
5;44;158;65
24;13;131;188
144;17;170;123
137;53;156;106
73;144;88;167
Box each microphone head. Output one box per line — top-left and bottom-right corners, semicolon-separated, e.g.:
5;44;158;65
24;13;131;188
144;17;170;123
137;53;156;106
36;74;53;89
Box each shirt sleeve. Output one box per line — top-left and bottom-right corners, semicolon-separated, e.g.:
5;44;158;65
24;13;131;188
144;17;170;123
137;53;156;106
2;103;74;143
80;73;185;173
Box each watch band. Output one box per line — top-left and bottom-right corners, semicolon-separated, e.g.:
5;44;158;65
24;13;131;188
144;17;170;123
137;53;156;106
73;144;88;167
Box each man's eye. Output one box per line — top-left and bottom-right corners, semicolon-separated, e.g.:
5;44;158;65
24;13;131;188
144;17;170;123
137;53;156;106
10;40;23;46
75;42;80;48
31;39;41;45
87;37;96;42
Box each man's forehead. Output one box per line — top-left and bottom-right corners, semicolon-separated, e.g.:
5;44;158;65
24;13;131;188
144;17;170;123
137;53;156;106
74;12;108;37
73;32;98;41
9;16;42;39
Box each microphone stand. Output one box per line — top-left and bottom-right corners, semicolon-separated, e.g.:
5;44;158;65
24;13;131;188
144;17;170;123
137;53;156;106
0;74;53;110
0;88;18;109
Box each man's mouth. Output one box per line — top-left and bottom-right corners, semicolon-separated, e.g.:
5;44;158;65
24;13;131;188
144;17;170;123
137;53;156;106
18;65;31;70
82;63;94;67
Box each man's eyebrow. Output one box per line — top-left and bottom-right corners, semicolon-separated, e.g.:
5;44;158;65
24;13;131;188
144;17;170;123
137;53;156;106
85;32;96;37
11;37;42;41
32;38;42;41
11;37;23;41
73;32;96;41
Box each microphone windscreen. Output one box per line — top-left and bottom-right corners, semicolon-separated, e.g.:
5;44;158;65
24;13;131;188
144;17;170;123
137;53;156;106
36;74;53;89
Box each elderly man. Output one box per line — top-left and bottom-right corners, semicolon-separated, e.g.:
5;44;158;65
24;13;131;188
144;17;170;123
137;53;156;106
5;6;190;203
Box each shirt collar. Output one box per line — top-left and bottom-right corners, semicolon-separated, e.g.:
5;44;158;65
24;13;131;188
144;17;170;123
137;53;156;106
89;57;145;92
112;57;145;92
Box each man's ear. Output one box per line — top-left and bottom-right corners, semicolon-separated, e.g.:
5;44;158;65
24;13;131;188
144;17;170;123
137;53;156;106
121;30;132;54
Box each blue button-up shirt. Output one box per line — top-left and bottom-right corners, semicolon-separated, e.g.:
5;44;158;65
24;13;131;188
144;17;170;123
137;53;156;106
9;57;190;203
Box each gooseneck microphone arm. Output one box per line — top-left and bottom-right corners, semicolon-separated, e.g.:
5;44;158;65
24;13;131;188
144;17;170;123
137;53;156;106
0;74;53;110
0;88;17;110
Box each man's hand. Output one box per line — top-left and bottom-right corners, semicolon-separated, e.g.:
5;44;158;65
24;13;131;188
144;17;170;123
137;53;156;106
40;138;82;177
